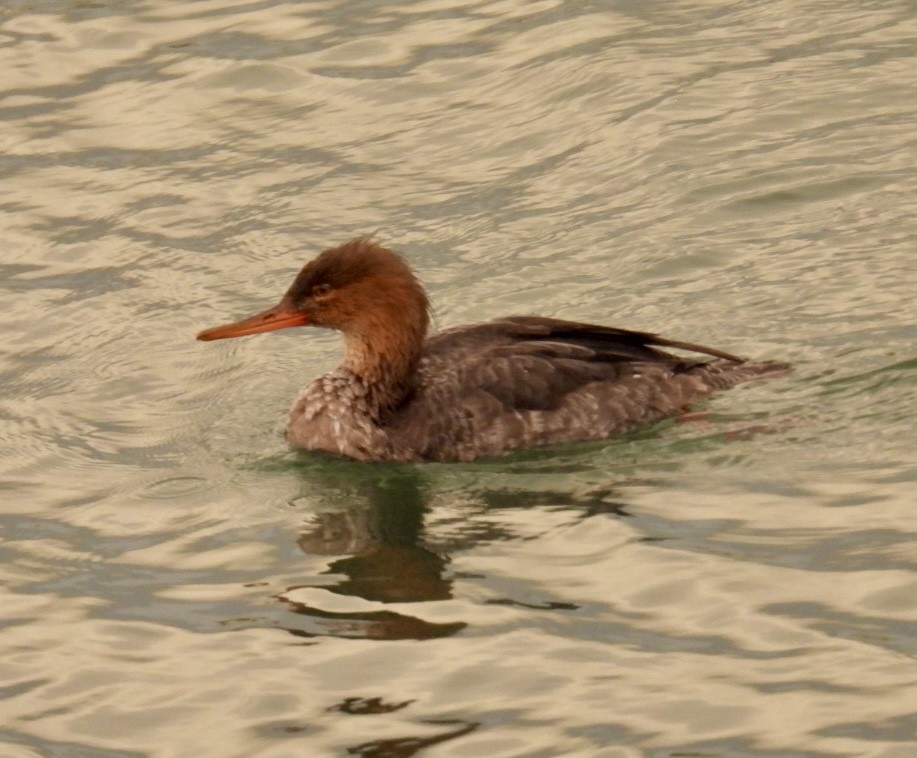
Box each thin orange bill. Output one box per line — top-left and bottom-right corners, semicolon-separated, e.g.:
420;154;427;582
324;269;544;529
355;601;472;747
196;298;309;341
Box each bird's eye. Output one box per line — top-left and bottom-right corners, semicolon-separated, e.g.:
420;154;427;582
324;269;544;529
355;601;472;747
312;283;332;298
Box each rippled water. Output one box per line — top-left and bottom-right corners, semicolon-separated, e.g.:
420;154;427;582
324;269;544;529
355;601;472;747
2;1;916;755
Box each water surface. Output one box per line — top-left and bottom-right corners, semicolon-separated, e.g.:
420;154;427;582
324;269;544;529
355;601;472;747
2;1;916;756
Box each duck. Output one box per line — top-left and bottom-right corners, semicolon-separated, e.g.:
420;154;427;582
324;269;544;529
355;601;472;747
197;237;787;462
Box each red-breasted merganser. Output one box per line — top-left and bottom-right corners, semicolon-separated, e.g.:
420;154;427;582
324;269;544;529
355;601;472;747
197;238;787;462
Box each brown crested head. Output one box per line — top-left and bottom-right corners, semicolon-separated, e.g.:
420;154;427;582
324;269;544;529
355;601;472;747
197;238;430;345
284;238;429;337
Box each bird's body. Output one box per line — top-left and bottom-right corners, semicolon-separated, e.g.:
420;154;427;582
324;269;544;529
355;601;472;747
198;239;787;462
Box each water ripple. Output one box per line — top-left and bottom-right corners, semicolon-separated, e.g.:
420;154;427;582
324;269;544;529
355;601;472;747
2;0;916;755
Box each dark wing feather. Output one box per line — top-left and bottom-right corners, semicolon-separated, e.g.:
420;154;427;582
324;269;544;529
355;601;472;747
460;345;632;411
416;316;743;412
382;316;786;461
390;316;780;460
492;317;746;363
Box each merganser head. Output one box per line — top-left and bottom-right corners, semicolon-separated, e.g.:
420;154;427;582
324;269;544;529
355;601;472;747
197;238;430;343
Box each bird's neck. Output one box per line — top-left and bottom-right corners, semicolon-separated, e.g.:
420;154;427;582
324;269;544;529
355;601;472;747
341;326;423;420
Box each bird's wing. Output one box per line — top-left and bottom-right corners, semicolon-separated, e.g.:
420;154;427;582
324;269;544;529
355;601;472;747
417;316;743;410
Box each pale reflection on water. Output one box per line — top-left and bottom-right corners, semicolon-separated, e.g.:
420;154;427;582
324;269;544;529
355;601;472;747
2;0;916;756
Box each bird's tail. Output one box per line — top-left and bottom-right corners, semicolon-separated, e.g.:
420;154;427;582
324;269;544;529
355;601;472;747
689;359;792;391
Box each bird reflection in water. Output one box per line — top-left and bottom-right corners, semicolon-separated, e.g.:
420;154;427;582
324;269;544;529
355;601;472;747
268;459;630;755
276;463;464;641
274;455;632;642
